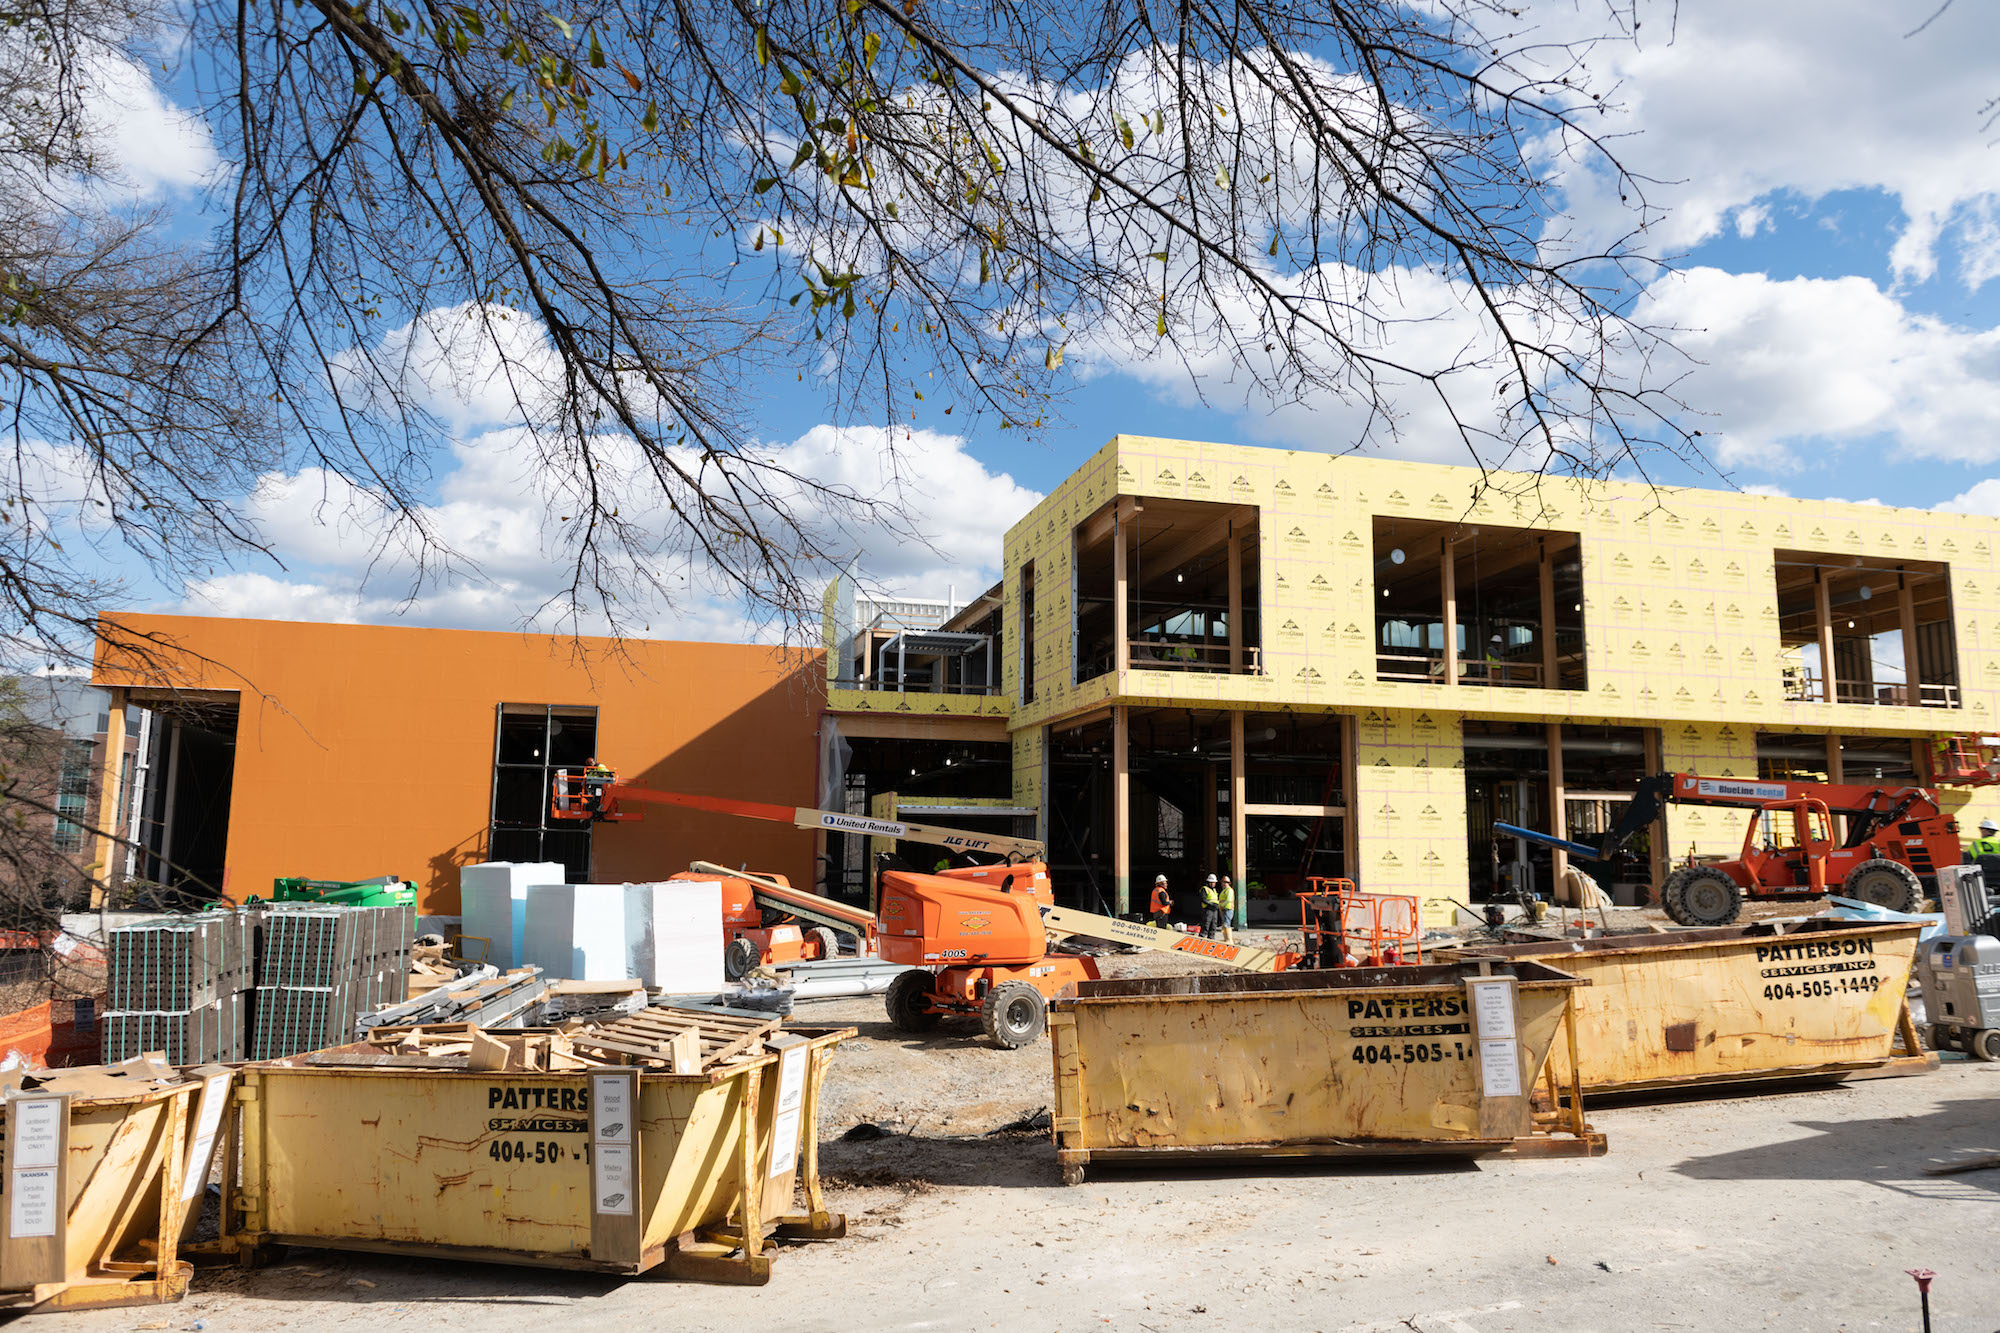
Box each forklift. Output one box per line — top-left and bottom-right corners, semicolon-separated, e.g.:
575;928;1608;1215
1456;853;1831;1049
1497;772;1959;927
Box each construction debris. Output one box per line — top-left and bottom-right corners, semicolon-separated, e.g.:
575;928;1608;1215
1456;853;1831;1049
353;965;546;1036
344;1000;781;1074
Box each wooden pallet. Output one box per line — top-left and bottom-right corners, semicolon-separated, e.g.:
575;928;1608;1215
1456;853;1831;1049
567;1006;778;1071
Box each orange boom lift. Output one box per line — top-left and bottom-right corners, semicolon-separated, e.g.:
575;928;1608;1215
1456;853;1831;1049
553;765;1301;1047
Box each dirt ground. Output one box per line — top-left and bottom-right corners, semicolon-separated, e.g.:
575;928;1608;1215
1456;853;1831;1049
25;920;2000;1333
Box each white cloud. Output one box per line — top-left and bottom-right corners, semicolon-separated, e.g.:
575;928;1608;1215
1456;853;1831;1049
1937;478;2000;515
1537;0;2000;288
1628;266;2000;470
176;313;1042;643
85;54;215;196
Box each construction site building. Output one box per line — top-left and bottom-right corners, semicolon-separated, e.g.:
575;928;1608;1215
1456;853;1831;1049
88;619;821;913
822;435;2000;924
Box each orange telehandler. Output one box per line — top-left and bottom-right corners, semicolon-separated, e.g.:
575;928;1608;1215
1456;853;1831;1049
1498;771;1959;927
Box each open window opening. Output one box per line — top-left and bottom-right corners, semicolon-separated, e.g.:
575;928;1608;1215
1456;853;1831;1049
1073;498;1261;683
1374;518;1584;689
490;703;598;882
842;584;1005;697
1775;553;1957;707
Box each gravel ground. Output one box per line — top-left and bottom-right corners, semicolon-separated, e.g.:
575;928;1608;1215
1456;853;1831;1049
29;909;1997;1333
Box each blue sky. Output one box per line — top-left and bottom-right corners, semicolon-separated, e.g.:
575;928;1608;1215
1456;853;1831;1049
48;0;2000;639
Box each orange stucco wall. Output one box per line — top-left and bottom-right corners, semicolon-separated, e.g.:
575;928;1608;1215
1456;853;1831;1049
93;615;823;914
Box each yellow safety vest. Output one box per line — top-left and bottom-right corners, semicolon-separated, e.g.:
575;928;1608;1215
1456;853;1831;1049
1969;837;2000;859
1201;885;1220;907
1219;882;1236;910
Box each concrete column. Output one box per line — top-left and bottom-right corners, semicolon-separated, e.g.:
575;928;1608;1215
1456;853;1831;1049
1815;569;1836;703
89;688;127;906
1227;522;1243;674
1546;721;1567;888
1441;537;1458;687
1202;763;1219;881
1113;706;1130;915
1539;540;1558;689
1899;573;1921;706
1230;712;1247;928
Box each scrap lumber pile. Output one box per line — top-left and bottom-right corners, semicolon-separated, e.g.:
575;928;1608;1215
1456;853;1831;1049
321;1002;784;1074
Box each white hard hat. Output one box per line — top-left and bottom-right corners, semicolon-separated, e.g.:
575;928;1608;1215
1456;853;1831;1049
1981;819;1998;834
1206;873;1218;883
1155;873;1168;884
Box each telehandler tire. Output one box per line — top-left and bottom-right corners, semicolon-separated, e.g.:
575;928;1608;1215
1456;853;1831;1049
982;980;1047;1049
1661;866;1743;927
1842;859;1923;914
886;968;942;1032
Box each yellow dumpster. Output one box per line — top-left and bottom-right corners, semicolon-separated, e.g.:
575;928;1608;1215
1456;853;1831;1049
1049;960;1604;1185
223;1026;851;1284
1461;919;1934;1096
0;1060;234;1314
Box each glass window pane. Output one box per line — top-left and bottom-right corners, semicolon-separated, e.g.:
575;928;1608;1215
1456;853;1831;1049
492;768;547;826
497;710;549;764
489;827;542;865
546;711;597;767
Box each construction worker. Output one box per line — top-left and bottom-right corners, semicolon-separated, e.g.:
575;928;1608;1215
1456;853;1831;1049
1969;819;2000;860
1149;874;1174;928
1200;874;1222;938
1218;875;1237;943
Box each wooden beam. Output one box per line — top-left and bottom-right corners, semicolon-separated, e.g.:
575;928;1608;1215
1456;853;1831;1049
1077;495;1142;549
1900;573;1921;704
1826;734;1846;842
1230;712;1247;928
827;713;1009;743
1113;706;1130;916
1113;507;1129;678
1132;505;1257;583
90;689;127;907
1643;727;1666;903
1815;570;1836;703
1226;522;1243;674
1441;537;1459;687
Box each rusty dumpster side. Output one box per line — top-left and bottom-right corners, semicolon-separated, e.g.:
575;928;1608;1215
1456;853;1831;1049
226;1026;851;1284
1463;919;1933;1095
1048;961;1604;1184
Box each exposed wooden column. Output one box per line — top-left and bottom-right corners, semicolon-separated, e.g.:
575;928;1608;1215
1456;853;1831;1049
1113;706;1130;915
1643;726;1667;903
1899;573;1921;706
1539;539;1558;689
1229;711;1247;926
1113;508;1129;678
1815;569;1836;703
1202;763;1219;883
1441;537;1458;687
1226;521;1243;674
1825;733;1846;842
89;688;127;907
1546;722;1567;888
1911;736;1933;786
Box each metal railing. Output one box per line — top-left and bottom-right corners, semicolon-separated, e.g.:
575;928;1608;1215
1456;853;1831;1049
1375;653;1546;687
1126;640;1263;674
1784;671;1960;708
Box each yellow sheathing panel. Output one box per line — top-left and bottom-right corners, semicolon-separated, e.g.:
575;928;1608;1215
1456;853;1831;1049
999;435;2000;735
1659;722;1762;860
1011;727;1045;835
1352;707;1467;926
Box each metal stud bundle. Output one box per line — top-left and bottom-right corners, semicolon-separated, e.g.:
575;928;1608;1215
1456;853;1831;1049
102;912;260;1064
251;903;414;1060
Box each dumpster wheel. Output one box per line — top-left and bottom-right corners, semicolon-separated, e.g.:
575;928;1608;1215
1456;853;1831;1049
982;981;1047;1049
